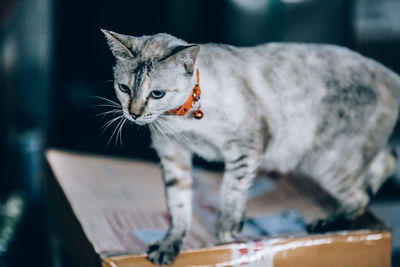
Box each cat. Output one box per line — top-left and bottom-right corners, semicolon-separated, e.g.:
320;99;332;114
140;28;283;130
102;29;400;265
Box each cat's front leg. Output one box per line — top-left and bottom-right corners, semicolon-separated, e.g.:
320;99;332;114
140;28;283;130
217;152;261;243
147;141;192;265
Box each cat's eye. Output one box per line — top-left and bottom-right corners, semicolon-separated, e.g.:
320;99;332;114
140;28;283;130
150;90;166;99
118;83;130;93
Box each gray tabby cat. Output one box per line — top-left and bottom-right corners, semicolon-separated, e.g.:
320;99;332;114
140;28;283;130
102;29;400;265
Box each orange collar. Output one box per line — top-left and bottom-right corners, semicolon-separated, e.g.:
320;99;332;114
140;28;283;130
165;69;203;119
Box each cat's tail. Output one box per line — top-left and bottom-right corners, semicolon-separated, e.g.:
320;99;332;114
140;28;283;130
376;60;400;184
389;144;400;184
386;118;400;185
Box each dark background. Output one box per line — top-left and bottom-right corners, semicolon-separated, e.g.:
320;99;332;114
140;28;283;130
1;0;400;266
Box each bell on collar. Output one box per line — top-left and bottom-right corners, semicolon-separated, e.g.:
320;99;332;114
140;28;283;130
193;109;203;119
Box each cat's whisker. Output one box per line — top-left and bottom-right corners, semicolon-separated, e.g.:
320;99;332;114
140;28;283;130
153;120;170;143
117;119;123;146
114;117;126;148
161;121;188;145
91;95;121;106
148;123;158;141
172;127;193;145
155;120;179;143
93;95;127;147
95;109;122;117
148;123;159;141
147;123;155;136
106;116;125;148
101;114;124;130
154;120;174;143
157;118;193;146
118;118;127;147
91;96;122;114
151;121;165;142
100;114;125;134
93;104;121;109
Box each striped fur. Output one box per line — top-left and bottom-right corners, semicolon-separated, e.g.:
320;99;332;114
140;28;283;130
103;30;400;265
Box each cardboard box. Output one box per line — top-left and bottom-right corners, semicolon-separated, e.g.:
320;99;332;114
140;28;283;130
46;149;391;267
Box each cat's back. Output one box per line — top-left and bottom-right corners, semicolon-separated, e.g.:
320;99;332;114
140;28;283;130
200;41;400;111
200;41;400;90
198;42;400;172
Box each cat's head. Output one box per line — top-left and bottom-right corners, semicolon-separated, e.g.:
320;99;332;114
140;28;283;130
102;30;200;125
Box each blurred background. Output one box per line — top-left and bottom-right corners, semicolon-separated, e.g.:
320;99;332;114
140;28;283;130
1;0;400;266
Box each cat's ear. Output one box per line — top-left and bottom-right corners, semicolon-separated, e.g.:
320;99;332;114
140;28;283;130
160;45;200;74
101;29;136;60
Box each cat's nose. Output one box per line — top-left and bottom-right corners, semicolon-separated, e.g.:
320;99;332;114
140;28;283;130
129;111;142;120
129;102;144;119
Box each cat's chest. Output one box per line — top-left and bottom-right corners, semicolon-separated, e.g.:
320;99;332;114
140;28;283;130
180;131;224;162
163;117;230;162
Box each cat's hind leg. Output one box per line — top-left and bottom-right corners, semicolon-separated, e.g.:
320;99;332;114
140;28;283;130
306;190;369;233
307;148;396;233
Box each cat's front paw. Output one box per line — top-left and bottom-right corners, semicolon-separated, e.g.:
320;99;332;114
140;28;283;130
217;217;244;243
147;239;182;265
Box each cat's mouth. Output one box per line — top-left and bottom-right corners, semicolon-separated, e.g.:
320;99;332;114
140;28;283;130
125;113;157;126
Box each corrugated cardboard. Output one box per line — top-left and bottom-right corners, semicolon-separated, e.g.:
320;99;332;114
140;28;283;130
46;149;391;267
103;231;391;267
